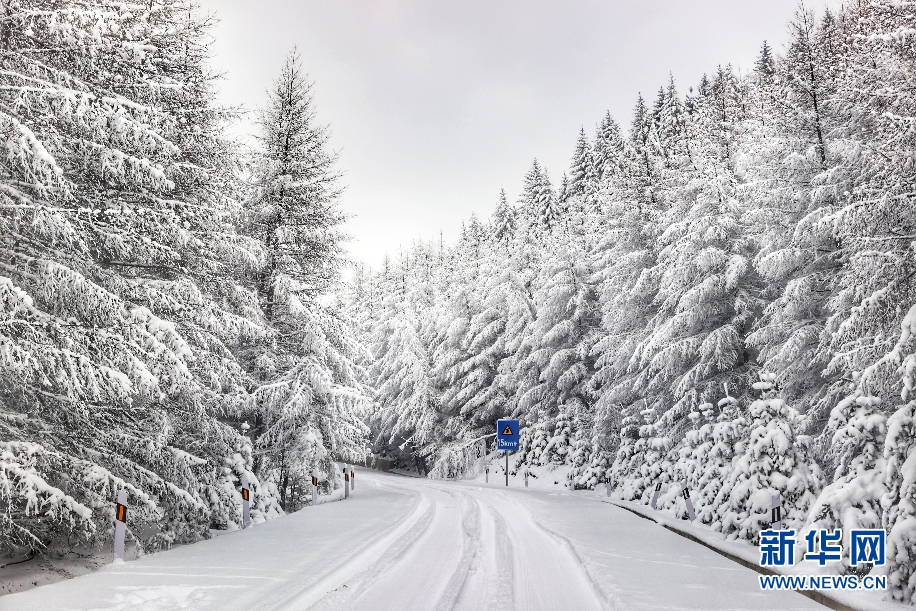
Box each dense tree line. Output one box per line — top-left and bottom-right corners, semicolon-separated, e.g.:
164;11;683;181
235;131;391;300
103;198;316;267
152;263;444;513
350;1;916;602
0;1;368;559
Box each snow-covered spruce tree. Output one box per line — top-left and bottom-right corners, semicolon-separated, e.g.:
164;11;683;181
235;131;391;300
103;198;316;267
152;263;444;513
590;102;669;487
679;403;717;522
491;189;516;246
819;0;916;422
695;394;745;526
611;406;671;502
434;257;513;437
657;409;709;519
745;9;846;433
542;407;573;466
802;394;887;574
244;50;370;510
1;0;268;555
369;271;441;472
877;303;916;602
592;111;625;188
566;128;594;204
512;251;596;426
716;373;822;542
519;159;560;239
625;67;761;445
528;421;550;466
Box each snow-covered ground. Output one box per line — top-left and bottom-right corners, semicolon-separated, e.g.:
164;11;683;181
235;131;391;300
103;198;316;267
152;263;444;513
1;468;824;611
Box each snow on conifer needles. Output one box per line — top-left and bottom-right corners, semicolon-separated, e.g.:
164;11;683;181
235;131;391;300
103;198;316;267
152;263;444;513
350;2;916;604
1;2;368;562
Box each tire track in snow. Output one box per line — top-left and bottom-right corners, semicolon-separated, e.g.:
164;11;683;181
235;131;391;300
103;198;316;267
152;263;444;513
484;495;516;611
430;490;482;611
312;482;465;611
302;498;438;611
244;479;430;611
472;488;605;611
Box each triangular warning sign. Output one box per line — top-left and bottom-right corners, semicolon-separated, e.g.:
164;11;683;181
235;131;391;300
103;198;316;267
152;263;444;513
502;425;513;436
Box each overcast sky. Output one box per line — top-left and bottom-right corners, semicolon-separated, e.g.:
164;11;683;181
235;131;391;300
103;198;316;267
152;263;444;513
198;0;837;266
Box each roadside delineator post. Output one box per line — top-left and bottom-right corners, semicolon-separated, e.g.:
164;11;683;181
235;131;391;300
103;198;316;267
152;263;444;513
344;465;350;499
114;490;127;561
606;480;612;497
486;467;489;483
770;493;782;530
351;467;355;491
311;470;318;506
650;482;662;509
682;485;696;522
241;475;251;528
524;468;529;488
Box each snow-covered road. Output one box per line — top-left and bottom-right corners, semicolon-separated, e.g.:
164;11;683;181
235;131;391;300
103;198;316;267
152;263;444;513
1;470;823;611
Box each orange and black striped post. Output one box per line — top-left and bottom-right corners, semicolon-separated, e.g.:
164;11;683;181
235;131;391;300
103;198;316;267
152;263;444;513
241;475;251;527
114;490;127;561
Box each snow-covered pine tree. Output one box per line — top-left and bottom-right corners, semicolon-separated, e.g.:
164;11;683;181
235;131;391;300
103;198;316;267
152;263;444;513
802;394;887;574
542;407;573;466
745;7;845;436
716;374;822;542
1;0;269;555
244;50;370;509
567;128;593;201
592;111;625;187
590;101;669;484
511;250;597;448
629;65;762;439
877;303;916;602
657;409;707;519
819;0;916;418
491;189;516;246
695;393;745;526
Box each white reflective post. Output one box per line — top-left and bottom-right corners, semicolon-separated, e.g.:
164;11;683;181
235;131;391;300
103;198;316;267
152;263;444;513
771;493;782;530
486;467;489;483
113;490;127;561
241;475;251;528
682;485;696;522
311;469;318;506
524;469;529;488
650;482;662;509
351;467;355;491
606;481;612;498
344;465;350;499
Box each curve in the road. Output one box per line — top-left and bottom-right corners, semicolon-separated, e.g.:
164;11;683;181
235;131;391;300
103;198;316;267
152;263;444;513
300;476;606;611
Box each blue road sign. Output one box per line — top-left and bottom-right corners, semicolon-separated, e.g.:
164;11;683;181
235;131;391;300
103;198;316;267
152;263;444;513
496;419;519;452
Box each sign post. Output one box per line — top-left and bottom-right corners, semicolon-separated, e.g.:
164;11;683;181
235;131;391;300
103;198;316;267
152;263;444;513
114;490;127;561
771;493;782;530
241;475;251;528
650;482;662;509
495;419;519;487
682;485;696;522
